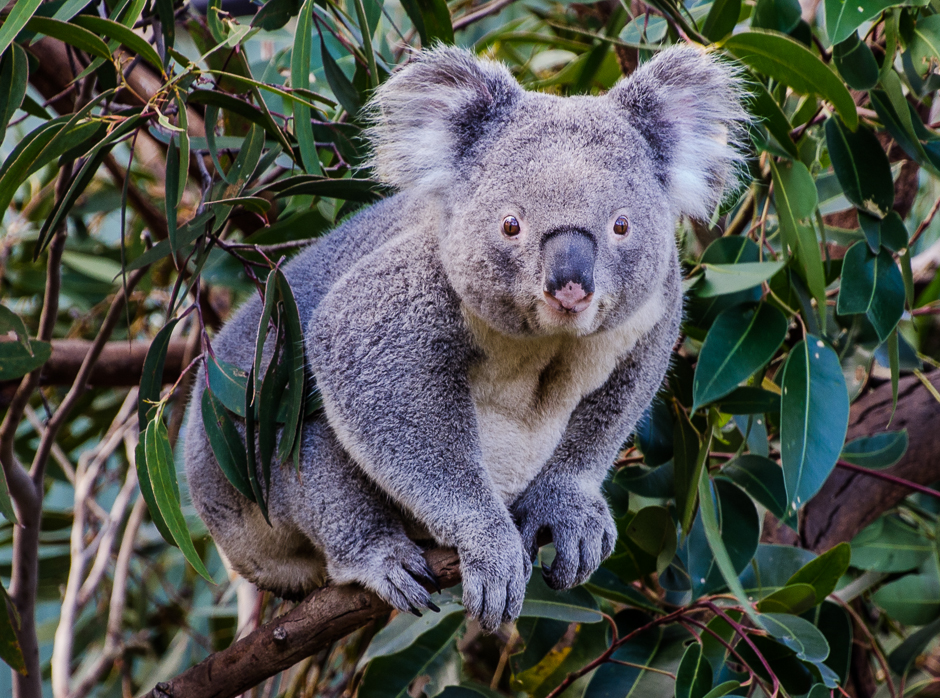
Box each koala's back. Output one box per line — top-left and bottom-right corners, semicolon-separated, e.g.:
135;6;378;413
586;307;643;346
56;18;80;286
183;193;420;594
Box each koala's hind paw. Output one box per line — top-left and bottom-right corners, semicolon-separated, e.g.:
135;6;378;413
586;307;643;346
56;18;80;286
459;523;532;634
514;480;617;591
328;537;439;616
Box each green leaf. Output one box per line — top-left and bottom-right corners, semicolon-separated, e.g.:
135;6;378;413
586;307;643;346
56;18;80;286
736;634;814;694
264;175;386;203
696;261;785;297
675;642;713;698
70;15;165;73
206;357;249;418
201;388;254;502
320;38;362;117
752;0;801;33
872;570;940;625
693;303;787;411
888;616;940;675
841;430;908;468
585;613;674;698
702;0;741;41
137;318;181;427
61;251;122;284
745;75;799;159
825;117;894;218
274;271;306;464
358;613;463;698
779;336;849;512
244;368;268;521
701;682;741;698
521;571;602;623
833;32;879;90
907;13;940;75
143;419;214;581
756;583;818;614
723;30;858;129
0;0;43;56
252;0;302;30
694;478;761;625
740;544;817;594
716;386;780;414
360;602;464;666
225;123;265;192
761;613;830;663
787;542;851;603
674;408;705;535
851;516;931;572
584;568;661;612
825;0;923;46
605;506;677;583
0;339;50;381
0;44;27;135
718;454;787;519
24;16;111;61
837;241;905;341
292;0;321;175
399;0;454;45
0;584;25;675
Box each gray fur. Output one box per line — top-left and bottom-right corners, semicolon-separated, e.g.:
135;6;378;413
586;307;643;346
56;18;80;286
184;45;748;632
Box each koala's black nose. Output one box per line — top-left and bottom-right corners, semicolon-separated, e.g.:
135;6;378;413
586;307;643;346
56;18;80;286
541;229;596;313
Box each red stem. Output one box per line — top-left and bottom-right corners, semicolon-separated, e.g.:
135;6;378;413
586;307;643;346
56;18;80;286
836;460;940;500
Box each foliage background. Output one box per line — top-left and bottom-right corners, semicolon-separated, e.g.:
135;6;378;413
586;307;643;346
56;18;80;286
2;0;940;697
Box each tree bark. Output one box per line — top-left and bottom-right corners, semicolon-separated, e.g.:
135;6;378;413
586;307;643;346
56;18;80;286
801;370;940;552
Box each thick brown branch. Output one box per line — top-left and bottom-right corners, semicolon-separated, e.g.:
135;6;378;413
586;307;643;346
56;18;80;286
801;370;940;551
144;548;462;698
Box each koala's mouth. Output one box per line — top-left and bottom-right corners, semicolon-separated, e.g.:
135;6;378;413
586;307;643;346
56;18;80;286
542;284;594;314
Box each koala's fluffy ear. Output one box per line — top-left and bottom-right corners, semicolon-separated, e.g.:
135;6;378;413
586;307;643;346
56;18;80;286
609;46;750;219
367;47;523;190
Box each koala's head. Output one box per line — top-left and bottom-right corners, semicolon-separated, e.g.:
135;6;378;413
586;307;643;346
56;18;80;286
367;46;749;336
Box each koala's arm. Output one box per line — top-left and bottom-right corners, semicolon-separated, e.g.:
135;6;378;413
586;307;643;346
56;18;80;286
512;280;682;589
308;232;530;630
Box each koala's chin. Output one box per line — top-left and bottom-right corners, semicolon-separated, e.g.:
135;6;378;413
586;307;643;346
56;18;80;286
183;43;749;634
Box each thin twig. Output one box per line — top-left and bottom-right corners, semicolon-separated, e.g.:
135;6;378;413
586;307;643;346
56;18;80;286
836;460;940;500
453;0;520;30
909;193;940;247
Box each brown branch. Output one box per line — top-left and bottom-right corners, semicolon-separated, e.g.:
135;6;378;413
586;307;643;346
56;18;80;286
143;548;462;698
801;370;940;551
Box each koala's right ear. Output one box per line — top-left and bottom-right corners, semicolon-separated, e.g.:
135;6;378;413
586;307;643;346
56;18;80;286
366;47;523;190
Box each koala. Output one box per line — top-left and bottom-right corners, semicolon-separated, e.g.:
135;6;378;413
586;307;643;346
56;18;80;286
183;45;748;632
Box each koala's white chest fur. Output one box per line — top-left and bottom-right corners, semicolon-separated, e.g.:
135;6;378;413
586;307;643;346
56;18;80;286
464;295;664;502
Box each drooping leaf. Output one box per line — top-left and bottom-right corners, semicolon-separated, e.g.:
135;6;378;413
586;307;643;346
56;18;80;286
201;388;254;502
399;0;454;46
252;0;302;30
888;616;940;676
292;0;321;175
0;44;27;135
837;241;905;342
833;32;879;90
0;584;25;675
779;336;850;512
360;602;464;667
718;454;788;519
841;430;908;469
675;642;714;698
320;38;362;117
702;0;741;41
143;419;214;581
673;408;705;535
723;30;858;128
273;271;306;464
872;570;940;625
761;613;830;663
825;117;894;218
605;506;677;583
751;0;801;33
693;303;788;411
71;15;165;73
756;583;818;614
206;357;249;418
0;0;43;56
745;74;800;158
24;16;111;61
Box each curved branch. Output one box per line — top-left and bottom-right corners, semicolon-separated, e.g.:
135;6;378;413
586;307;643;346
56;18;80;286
143;548;461;698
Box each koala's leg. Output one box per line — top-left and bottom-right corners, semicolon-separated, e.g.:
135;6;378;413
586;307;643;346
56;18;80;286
269;420;440;614
512;301;682;591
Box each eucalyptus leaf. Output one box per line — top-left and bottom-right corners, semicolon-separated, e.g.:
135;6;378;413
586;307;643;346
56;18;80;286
841;430;908;469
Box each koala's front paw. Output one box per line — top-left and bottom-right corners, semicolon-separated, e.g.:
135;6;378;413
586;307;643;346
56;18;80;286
327;535;439;615
513;479;616;591
458;522;531;634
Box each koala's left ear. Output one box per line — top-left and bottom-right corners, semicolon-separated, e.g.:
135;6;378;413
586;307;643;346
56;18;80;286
367;46;523;190
608;46;750;219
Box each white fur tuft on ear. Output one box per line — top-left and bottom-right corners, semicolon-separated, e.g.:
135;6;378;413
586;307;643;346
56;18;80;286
609;45;751;219
365;46;522;191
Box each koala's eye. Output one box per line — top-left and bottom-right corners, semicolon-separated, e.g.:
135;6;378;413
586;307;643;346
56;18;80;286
502;215;521;237
613;215;630;236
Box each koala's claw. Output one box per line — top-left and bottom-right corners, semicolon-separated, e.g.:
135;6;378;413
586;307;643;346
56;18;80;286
514;482;617;591
328;536;439;616
460;526;531;634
